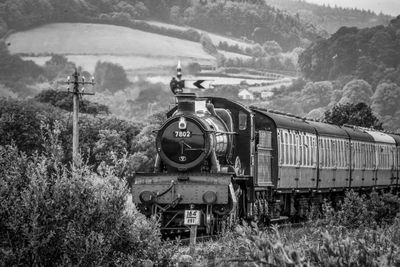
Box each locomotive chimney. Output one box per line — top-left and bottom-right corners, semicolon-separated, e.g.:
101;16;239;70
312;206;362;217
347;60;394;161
176;93;196;114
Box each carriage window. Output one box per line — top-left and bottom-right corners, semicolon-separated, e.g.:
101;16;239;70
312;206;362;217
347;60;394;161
238;111;247;130
294;134;298;165
289;133;293;165
356;142;360;169
372;145;376;168
323;139;327;167
320;139;324;167
324;139;329;167
305;136;309;166
326;140;333;167
285;132;289;165
312;137;316;166
302;135;306;166
337;140;340;167
330;139;334;167
342;141;346;167
370;144;374;168
355;142;358;169
279;131;284;164
333;140;337;167
361;143;365;168
298;135;304;165
392;147;396;168
339;140;342;167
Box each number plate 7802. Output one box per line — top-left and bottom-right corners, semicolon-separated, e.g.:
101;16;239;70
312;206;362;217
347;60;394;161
174;130;192;138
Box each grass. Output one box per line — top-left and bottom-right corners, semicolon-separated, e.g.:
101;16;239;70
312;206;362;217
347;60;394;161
10;23;225;75
7;23;214;59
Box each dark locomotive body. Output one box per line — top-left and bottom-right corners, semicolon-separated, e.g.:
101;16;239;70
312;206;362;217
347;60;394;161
130;92;400;234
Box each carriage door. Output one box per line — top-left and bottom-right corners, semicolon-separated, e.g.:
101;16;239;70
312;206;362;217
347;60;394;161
257;130;273;186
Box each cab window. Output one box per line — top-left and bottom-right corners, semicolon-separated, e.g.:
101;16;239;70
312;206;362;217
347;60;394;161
238;111;247;130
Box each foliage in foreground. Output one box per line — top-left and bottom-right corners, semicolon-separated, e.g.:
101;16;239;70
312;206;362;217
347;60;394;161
181;191;400;266
0;138;174;265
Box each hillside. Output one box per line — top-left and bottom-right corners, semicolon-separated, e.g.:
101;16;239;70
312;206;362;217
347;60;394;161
264;0;392;33
0;0;321;52
299;16;400;84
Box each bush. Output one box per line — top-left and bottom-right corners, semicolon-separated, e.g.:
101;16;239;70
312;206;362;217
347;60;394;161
200;33;218;56
0;141;168;265
322;190;400;228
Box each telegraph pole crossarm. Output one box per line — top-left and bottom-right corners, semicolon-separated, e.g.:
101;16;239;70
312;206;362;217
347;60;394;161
60;68;95;168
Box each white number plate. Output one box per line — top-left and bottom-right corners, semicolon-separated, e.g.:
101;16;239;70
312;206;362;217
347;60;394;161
184;210;201;225
174;130;192;138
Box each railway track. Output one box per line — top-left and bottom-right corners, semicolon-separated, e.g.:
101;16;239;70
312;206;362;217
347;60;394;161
164;219;313;245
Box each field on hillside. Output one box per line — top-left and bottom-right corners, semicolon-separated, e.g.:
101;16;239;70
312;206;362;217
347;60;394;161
10;22;254;78
8;22;287;89
7;23;217;75
7;23;214;59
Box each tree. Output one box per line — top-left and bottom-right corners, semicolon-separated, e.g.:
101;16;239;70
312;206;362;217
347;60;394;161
200;33;218;55
94;61;130;93
300;81;333;113
371;82;400;119
170;5;182;24
187;62;201;75
339;79;373;105
0;98;65;155
252;27;268;44
251;44;264;57
93;129;127;165
355;56;378;84
0;42;43;83
35;89;110;115
263;41;282;56
307;107;325;120
324;102;382;129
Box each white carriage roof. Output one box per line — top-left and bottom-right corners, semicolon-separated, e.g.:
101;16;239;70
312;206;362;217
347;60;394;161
364;130;396;144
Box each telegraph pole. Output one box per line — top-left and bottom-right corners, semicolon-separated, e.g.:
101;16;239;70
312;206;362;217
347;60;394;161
61;69;95;168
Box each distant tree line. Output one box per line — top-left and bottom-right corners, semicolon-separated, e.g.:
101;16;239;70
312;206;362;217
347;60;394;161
170;1;321;51
264;0;391;34
279;16;400;131
299;17;400;86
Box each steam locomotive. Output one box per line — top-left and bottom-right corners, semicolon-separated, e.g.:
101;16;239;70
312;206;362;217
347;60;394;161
130;81;400;235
